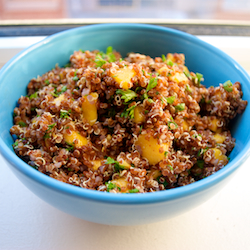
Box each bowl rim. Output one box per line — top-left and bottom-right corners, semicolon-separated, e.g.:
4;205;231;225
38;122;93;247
1;23;250;205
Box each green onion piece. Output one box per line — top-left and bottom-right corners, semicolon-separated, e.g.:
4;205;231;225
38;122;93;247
175;103;185;112
223;80;233;92
167;121;178;130
166;59;174;66
161;54;166;62
29;92;38;99
165;95;175;104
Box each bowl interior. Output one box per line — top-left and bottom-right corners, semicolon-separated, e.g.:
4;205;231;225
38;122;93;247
0;23;250;196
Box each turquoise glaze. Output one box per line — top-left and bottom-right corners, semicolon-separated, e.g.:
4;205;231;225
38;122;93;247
1;24;250;225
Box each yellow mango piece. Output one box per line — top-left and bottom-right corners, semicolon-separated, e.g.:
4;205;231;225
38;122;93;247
211;148;228;165
167;53;174;61
151;169;161;179
213;133;226;144
119;160;131;169
53;93;65;106
182;120;190;131
208;118;222;133
112;177;129;193
169;72;188;83
91;160;102;171
111;66;136;89
136;134;169;165
157;66;169;75
134;105;146;123
64;130;88;148
82;92;98;125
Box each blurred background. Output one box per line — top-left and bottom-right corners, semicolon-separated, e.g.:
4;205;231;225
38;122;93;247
0;0;250;21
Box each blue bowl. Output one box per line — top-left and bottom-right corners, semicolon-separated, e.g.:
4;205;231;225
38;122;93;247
1;23;250;226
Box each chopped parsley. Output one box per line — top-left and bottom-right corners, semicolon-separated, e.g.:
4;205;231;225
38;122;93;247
48;123;56;130
146;75;158;92
45;79;50;85
175;103;185;112
13;141;19;148
105;157;127;172
157;176;168;189
121;104;137;119
60;109;71;119
53;86;67;97
223;80;233;92
196;160;204;169
106;181;117;192
18;121;27;127
95;46;116;67
116;89;137;102
129;188;139;193
29;92;38;99
65;142;75;152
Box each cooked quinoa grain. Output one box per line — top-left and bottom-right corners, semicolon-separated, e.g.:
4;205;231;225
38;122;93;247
10;47;247;193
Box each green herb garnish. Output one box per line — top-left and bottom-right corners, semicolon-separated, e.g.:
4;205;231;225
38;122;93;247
116;89;137;102
105;157;127;172
223;80;233;92
146;76;158;92
175;103;185;112
161;54;166;62
45;79;50;85
196;160;204;169
165;95;175;104
60;109;71;119
106;182;117;192
166;59;174;67
157;176;168;189
129;188;139;193
18;121;27;127
29;92;38;99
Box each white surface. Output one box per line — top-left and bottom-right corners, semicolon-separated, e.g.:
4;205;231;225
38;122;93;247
0;35;250;250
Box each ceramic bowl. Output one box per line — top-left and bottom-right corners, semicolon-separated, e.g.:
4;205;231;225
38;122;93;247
1;23;250;225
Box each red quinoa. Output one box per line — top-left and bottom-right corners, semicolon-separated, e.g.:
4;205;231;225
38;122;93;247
10;47;247;193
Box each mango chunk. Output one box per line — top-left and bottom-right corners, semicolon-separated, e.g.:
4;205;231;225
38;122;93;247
134;105;146;123
64;130;88;148
211;148;228;165
213;133;226;144
120;160;131;169
169;72;189;83
151;169;162;179
182;120;190;131
208;118;222;133
82;92;98;125
136;134;169;165
157;66;169;75
91;160;102;171
112;177;129;193
53;93;65;106
111;66;136;89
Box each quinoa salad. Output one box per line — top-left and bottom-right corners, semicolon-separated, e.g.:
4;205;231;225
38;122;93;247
10;47;247;193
